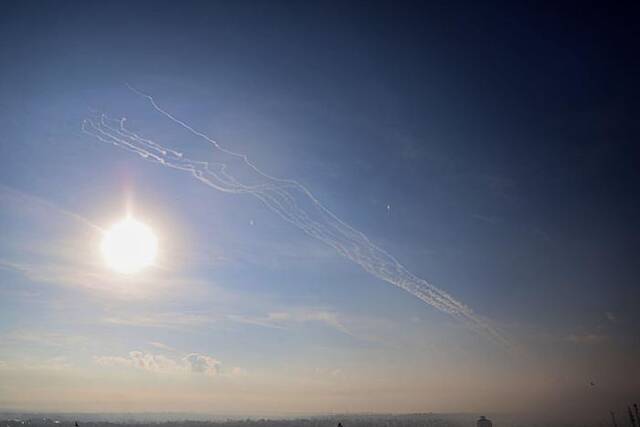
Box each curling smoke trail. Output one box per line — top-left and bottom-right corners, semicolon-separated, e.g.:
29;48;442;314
83;87;509;347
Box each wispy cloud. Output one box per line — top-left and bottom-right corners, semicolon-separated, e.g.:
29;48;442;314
227;309;353;337
103;312;217;329
225;307;403;346
0;258;140;298
5;330;88;348
0;184;102;232
148;341;177;352
566;333;608;345
27;356;72;371
471;214;503;225
0;356;73;371
314;367;343;377
0;185;227;301
226;313;288;329
0;256;221;301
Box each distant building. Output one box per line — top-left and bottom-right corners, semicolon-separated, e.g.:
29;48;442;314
477;416;493;427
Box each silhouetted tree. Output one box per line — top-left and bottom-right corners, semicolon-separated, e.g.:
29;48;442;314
629;407;637;427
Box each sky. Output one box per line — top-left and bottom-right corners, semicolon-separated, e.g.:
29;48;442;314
0;0;639;421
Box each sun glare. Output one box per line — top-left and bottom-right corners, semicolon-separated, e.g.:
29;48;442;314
101;217;158;274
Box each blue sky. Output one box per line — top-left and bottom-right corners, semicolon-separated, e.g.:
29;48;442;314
1;0;639;420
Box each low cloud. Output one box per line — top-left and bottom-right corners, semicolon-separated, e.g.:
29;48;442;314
94;351;180;373
94;351;227;377
182;353;220;376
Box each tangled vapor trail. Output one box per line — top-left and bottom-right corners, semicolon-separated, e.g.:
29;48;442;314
82;88;509;347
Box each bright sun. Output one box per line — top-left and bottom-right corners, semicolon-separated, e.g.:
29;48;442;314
101;217;158;274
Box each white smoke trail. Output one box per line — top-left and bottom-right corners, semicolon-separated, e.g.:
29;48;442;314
82;88;509;347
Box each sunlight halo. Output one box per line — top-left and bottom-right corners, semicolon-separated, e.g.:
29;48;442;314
101;217;158;274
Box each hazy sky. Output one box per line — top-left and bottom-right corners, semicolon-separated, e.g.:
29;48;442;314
0;0;639;421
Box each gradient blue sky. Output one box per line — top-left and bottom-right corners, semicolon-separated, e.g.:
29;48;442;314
0;0;638;420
